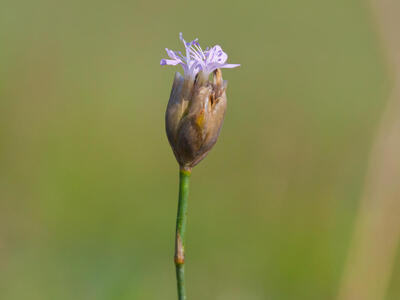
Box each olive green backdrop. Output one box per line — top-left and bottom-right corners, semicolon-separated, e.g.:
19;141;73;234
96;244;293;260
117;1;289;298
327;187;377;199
0;0;398;299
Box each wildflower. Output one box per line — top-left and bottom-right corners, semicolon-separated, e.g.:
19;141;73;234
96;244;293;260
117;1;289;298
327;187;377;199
161;33;239;170
161;34;240;300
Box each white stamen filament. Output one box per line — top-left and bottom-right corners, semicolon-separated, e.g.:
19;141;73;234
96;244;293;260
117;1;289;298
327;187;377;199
193;44;206;60
188;48;203;61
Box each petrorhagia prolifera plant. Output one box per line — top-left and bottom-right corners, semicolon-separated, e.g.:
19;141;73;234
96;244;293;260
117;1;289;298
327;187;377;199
161;33;239;300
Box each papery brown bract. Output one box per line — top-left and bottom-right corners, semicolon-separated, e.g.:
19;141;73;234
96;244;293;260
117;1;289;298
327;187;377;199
165;69;228;169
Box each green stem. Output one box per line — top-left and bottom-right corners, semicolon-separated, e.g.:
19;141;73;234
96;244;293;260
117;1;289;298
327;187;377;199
175;167;191;300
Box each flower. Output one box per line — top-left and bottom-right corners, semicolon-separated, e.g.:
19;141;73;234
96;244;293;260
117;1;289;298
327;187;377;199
162;34;239;170
160;33;240;80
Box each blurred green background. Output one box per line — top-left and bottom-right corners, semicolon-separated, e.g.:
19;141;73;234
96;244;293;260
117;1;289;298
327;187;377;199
0;0;398;299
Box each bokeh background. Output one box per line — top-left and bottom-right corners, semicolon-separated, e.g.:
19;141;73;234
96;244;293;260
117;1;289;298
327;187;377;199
1;0;399;299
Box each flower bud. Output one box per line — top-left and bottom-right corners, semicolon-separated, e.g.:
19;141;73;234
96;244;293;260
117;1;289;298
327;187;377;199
166;69;228;169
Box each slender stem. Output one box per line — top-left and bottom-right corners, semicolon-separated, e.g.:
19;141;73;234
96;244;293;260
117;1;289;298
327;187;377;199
175;167;191;300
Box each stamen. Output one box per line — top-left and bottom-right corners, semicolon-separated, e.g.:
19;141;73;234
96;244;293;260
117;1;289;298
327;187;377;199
188;48;203;61
193;44;206;59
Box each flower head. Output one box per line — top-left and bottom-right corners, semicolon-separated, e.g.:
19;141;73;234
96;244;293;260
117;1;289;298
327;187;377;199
162;34;239;170
160;33;240;80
